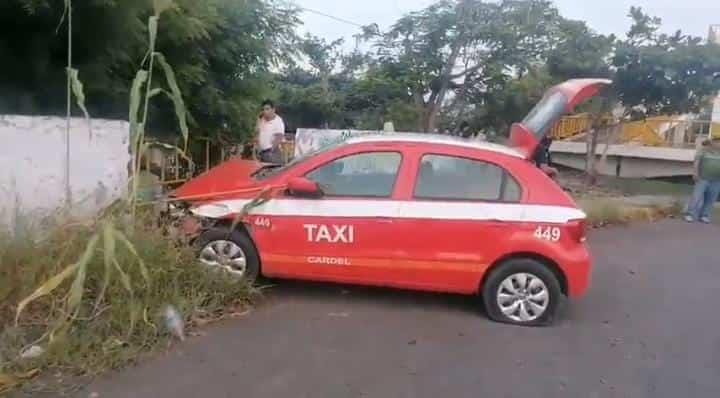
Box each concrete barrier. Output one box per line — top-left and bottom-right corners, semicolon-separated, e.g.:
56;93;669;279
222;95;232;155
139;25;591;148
550;141;696;178
0;115;130;233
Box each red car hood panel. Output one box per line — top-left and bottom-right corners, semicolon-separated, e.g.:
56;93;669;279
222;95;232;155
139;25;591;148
173;158;264;201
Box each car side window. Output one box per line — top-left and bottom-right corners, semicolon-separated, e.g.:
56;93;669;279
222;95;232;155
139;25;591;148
414;154;521;202
306;152;402;197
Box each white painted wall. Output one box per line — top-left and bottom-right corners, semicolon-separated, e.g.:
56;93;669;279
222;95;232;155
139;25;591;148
0;115;130;232
550;141;696;178
294;129;385;158
711;95;720;138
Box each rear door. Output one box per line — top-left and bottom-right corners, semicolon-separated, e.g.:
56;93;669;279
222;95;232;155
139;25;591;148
392;148;524;293
251;148;407;286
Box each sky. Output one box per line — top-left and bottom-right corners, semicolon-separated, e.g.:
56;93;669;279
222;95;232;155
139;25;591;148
295;0;719;48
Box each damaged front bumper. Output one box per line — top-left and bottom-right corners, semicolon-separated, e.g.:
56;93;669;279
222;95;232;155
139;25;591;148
162;202;216;242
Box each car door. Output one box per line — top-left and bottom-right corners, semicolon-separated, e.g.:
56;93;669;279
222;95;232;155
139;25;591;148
392;150;524;294
252;149;406;286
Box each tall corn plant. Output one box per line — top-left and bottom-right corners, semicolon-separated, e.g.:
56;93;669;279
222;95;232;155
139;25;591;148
129;0;190;218
61;0;91;208
13;0;188;346
14;221;149;328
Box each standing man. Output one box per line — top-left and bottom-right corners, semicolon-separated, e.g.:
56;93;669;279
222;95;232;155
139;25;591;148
533;135;558;179
684;136;720;223
255;99;285;163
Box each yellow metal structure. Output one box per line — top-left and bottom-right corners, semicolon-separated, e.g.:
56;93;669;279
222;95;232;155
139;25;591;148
551;114;712;147
550;113;614;140
619;118;667;147
712;123;720;138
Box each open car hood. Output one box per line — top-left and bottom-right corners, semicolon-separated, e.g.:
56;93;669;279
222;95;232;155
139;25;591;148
172;158;265;201
510;78;612;159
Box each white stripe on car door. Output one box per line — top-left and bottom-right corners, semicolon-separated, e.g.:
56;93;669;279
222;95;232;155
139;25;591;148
191;199;586;224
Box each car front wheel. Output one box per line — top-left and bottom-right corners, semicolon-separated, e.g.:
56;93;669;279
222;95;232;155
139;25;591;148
482;259;562;326
194;228;260;284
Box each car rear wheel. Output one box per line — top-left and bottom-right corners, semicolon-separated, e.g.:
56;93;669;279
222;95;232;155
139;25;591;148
482;259;562;326
194;228;260;284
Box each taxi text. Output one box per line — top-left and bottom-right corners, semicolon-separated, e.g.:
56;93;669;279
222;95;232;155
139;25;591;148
303;224;355;243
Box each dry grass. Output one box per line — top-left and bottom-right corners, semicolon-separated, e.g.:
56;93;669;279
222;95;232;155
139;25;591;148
0;1;227;393
0;214;256;393
580;198;683;227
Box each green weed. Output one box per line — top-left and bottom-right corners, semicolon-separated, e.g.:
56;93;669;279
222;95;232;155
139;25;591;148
580;198;682;226
0;216;256;392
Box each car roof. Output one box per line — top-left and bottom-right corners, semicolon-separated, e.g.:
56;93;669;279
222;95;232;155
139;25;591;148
344;133;524;159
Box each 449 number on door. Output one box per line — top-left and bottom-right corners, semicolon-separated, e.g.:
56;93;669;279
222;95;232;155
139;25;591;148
534;226;561;242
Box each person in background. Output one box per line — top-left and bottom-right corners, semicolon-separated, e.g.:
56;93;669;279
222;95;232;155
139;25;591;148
136;160;162;203
459;121;473;138
255;99;285;163
533;135;558;179
684;136;720;223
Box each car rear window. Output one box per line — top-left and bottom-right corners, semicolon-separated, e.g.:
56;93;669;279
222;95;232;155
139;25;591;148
414;154;521;202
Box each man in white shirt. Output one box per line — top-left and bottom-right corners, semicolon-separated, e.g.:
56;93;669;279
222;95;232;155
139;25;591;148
255;99;285;163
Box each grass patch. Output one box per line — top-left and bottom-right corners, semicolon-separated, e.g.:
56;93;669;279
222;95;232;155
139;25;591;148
0;215;255;393
601;177;692;197
580;198;683;227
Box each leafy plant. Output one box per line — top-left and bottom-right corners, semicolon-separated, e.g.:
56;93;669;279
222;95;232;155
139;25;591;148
1;216;255;391
1;1;226;392
128;1;191;216
1;0;300;138
14;220;148;328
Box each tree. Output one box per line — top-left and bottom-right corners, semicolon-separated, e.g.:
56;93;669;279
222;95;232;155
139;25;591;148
434;2;611;136
367;0;610;133
276;34;420;132
546;19;614;80
0;0;299;140
344;60;421;131
274;35;350;130
612;7;720;118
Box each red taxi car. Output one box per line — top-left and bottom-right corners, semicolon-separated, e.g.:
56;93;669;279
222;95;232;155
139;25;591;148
173;79;610;326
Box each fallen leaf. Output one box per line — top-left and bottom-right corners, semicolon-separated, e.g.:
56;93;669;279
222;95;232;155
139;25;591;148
0;369;39;393
328;312;349;318
229;309;251;318
20;345;45;359
0;373;18;393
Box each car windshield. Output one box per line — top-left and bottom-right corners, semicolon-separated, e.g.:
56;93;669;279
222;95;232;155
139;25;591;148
253;141;346;180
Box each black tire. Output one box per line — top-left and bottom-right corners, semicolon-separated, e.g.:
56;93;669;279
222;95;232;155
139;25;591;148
194;227;261;284
482;258;563;326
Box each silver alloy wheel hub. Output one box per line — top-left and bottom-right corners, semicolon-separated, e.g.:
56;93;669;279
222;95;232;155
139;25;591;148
496;272;549;322
199;240;247;278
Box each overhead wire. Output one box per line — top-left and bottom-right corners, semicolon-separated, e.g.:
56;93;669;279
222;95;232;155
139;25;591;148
297;6;377;50
298;6;366;29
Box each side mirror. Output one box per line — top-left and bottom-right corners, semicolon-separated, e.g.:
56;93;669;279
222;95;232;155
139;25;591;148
287;177;322;197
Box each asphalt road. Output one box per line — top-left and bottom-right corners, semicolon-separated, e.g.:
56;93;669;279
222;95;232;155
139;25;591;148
79;220;720;398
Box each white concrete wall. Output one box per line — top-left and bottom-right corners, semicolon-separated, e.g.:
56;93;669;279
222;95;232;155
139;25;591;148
550;141;696;178
0;115;130;232
294;129;385;157
711;95;720;138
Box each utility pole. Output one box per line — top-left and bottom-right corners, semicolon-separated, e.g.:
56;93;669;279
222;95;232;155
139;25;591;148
709;25;720;139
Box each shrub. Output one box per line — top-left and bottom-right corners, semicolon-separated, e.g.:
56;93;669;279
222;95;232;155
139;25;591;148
0;215;255;391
